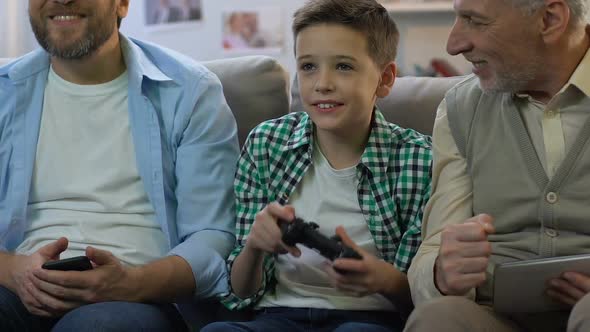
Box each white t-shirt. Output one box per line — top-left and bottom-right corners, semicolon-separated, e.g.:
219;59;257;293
16;67;168;266
257;142;395;311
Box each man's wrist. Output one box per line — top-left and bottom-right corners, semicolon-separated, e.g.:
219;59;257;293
0;253;21;292
122;266;145;302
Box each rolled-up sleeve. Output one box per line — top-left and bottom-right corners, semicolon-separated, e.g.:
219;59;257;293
408;99;476;305
169;72;239;299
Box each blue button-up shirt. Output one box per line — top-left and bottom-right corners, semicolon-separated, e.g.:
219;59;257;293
0;35;239;298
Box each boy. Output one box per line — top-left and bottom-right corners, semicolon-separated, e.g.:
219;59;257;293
203;0;431;331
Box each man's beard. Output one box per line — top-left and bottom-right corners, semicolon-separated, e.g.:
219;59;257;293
477;50;544;94
481;63;540;94
29;13;116;60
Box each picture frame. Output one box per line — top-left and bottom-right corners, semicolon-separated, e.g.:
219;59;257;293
144;0;203;31
221;6;284;56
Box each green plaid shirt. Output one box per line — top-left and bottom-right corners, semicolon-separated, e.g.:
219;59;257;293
221;110;432;310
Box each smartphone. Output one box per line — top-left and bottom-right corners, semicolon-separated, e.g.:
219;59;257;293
42;256;93;271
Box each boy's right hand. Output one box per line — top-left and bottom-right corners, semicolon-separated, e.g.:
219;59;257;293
244;202;301;257
434;214;494;296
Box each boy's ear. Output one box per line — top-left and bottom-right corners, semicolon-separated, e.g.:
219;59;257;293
376;62;396;98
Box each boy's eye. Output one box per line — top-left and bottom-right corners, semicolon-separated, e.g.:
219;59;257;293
336;63;353;71
299;63;315;71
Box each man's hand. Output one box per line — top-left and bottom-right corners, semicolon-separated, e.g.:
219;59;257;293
434;214;494;296
10;237;69;317
547;272;590;306
28;246;139;317
324;226;407;297
244;202;300;257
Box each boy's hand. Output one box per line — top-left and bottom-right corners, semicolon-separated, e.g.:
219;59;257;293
324;226;405;297
434;214;494;296
244;202;301;257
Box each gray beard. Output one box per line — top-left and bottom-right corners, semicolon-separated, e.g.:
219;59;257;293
478;58;542;94
43;34;96;59
30;18;113;60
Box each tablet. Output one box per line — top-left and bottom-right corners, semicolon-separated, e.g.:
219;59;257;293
493;253;590;313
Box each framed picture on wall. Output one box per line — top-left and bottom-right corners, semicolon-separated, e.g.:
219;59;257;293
144;0;203;29
221;7;284;55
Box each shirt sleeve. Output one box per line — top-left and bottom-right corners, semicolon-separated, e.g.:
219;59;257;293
168;72;240;299
393;141;432;273
408;99;476;305
219;131;276;310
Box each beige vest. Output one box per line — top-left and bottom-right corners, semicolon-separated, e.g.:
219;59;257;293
447;75;590;302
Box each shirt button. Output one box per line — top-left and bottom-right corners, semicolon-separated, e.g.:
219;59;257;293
546;110;556;118
546;192;558;204
545;228;558;237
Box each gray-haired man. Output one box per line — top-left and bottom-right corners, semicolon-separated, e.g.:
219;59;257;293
405;0;590;331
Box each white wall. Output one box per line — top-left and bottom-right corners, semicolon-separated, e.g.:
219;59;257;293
0;0;38;58
0;0;465;76
120;0;306;75
390;11;468;75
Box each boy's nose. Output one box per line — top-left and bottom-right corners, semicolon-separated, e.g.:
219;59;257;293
314;70;334;93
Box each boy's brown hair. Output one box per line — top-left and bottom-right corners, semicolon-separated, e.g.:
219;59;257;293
292;0;399;68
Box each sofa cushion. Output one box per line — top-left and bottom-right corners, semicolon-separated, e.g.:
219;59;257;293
290;75;464;136
203;56;290;146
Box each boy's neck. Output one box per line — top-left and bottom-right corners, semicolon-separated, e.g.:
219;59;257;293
314;128;369;170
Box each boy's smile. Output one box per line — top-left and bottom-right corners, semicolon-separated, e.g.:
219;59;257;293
313;100;344;113
295;23;392;141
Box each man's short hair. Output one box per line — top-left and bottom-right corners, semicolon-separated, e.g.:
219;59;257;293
117;16;122;28
292;0;399;68
508;0;588;24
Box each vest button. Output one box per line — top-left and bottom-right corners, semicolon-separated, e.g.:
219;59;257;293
546;192;558;204
544;228;558;237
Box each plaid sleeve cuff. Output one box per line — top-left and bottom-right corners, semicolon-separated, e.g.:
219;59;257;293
219;247;276;310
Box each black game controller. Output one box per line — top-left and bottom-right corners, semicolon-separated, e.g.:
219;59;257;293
279;217;362;263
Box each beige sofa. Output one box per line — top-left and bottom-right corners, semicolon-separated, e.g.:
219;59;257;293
0;56;462;328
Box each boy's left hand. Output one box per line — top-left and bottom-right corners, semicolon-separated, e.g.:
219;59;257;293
323;226;405;297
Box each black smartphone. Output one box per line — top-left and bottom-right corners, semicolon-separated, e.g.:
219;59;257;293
42;256;93;271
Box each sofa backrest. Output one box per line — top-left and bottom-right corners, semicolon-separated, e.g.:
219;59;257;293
202;56;290;146
291;75;464;136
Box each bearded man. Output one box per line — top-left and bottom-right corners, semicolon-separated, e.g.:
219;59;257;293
0;0;239;331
